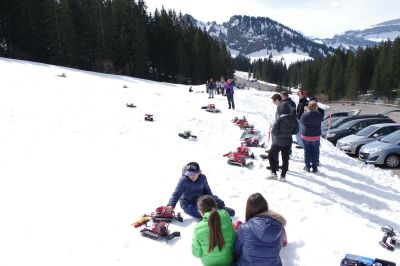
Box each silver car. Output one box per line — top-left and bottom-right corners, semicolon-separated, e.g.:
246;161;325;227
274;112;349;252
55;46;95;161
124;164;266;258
336;123;400;155
359;129;400;168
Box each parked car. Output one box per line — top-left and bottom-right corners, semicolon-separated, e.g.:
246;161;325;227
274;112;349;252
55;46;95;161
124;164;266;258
321;110;361;129
321;109;400;133
322;109;361;121
336;123;400;155
322;117;395;145
359;129;400;168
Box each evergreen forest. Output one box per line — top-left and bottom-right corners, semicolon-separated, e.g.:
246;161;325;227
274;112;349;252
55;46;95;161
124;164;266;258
251;38;400;101
0;0;234;84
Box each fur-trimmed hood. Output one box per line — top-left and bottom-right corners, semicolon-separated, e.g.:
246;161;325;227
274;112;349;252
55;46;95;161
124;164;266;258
245;210;286;243
257;210;286;226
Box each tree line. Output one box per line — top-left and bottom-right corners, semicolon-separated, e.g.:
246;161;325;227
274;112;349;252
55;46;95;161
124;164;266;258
250;38;400;101
0;0;234;84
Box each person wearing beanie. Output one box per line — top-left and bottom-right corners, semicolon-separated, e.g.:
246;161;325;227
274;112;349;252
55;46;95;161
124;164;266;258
167;162;235;218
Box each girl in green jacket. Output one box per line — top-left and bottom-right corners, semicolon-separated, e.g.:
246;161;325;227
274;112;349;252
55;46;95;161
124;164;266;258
192;195;235;266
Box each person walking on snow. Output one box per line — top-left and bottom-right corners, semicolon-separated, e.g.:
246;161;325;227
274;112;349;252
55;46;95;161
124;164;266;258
208;78;216;98
268;94;298;180
167;162;235;218
225;78;235;110
295;89;309;149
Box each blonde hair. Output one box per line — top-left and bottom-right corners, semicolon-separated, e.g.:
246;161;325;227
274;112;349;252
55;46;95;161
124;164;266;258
308;101;318;111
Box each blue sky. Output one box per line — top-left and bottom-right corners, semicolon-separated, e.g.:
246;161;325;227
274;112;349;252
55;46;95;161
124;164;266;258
144;0;400;38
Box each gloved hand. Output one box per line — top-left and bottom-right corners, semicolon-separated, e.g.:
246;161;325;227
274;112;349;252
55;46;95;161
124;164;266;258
234;220;243;231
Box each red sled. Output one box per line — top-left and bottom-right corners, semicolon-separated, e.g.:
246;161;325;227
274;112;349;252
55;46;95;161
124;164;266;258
224;144;255;159
225;152;254;168
202;104;221;113
140;221;180;241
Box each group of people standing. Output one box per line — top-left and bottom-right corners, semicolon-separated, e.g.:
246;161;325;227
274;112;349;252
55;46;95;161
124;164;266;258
206;77;236;110
167;162;286;266
268;89;324;180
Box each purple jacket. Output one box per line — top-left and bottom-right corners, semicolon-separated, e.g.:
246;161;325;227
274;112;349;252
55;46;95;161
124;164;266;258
225;83;234;94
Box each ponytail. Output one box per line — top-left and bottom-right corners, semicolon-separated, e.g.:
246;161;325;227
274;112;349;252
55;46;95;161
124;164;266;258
208;208;224;253
197;195;225;253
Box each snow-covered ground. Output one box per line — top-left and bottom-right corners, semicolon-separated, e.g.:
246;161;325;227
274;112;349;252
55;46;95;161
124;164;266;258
230;47;312;66
0;57;399;266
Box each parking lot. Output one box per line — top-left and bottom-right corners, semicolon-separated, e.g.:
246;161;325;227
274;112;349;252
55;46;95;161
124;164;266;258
325;102;400;176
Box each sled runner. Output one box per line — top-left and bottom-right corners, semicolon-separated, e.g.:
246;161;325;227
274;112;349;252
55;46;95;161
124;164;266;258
132;206;183;241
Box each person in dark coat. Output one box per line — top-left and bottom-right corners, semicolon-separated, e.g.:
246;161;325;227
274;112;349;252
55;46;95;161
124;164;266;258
300;101;324;173
234;193;286;266
295;89;309;149
167;162;235;218
310;97;325;117
281;90;296;116
268;94;299;180
281;90;297;156
225;78;235;110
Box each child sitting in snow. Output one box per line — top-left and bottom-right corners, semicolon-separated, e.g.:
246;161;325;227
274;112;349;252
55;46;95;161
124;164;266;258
167;162;235;219
234;193;287;266
192;195;235;266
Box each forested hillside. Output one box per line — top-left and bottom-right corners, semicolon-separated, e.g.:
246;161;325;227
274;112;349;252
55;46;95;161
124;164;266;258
252;38;400;101
0;0;233;84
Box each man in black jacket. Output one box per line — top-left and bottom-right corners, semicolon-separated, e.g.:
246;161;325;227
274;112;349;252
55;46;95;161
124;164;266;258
268;94;299;181
295;89;309;149
281;90;296;116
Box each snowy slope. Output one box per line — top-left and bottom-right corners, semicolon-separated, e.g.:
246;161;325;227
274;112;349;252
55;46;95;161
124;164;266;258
0;57;399;266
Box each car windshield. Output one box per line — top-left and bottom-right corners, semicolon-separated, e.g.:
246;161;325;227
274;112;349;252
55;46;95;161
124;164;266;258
321;117;341;128
355;125;378;136
337;120;358;130
331;118;347;128
380;130;400;144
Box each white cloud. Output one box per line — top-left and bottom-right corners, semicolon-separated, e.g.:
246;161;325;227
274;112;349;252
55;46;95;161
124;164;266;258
330;1;340;8
145;0;400;38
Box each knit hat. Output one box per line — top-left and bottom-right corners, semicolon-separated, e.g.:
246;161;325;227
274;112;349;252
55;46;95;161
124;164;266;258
184;162;201;176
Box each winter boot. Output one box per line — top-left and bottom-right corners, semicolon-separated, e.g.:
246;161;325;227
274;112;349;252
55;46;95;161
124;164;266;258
303;166;310;172
279;171;287;182
268;171;278;180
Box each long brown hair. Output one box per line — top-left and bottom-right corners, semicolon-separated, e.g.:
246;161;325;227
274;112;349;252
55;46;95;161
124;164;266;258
197;195;225;252
245;193;269;222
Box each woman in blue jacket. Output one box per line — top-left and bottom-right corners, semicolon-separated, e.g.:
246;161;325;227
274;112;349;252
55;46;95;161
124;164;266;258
234;193;286;266
167;162;235;219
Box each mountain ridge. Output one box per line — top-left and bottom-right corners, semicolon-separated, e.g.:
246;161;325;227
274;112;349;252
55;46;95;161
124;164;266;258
183;14;334;64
